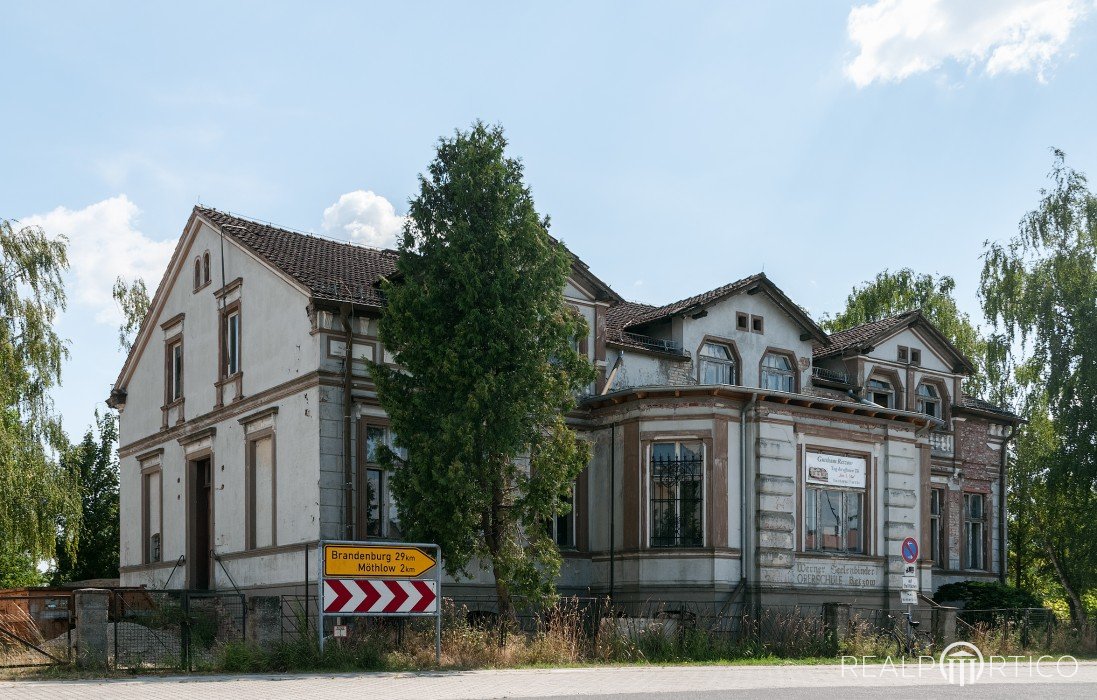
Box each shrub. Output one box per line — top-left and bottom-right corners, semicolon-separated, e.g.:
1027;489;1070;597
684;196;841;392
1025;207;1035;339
934;580;1044;611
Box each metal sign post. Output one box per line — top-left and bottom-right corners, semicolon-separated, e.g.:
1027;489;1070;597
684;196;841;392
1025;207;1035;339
316;540;442;664
899;536;920;650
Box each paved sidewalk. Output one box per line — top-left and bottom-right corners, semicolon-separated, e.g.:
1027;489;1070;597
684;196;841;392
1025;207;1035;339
3;661;1096;699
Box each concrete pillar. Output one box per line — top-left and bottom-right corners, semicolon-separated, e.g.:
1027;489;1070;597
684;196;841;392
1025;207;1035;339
246;596;281;649
932;606;957;646
823;602;852;654
74;588;111;668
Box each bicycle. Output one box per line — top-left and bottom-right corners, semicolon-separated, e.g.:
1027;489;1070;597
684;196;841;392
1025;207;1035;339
886;611;934;656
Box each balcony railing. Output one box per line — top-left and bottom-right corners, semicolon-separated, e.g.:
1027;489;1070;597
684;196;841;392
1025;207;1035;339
811;365;852;385
929;430;954;456
621;332;686;357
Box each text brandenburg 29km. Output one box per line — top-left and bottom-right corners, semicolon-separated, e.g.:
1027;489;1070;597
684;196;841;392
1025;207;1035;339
324;545;436;578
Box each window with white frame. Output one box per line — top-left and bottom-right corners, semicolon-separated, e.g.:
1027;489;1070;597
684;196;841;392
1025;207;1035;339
699;342;736;385
865;377;894;408
650;441;704;547
225;311;240;376
917;383;941;418
804;452;866;554
964;493;986;570
168;339;183;402
761;352;795;392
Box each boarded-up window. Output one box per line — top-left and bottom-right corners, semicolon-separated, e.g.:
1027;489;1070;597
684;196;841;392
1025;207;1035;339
143;469;162;563
249;434;275;549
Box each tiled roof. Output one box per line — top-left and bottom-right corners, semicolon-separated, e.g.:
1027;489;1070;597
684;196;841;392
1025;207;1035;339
626;274;766;327
605;300;661;351
196;207;398;308
959;394;1020;420
813;311;920;358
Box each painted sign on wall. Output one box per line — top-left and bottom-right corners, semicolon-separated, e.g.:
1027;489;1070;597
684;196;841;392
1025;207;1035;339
805;452;867;489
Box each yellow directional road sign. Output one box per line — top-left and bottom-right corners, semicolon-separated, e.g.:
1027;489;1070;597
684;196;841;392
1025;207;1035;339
324;543;437;579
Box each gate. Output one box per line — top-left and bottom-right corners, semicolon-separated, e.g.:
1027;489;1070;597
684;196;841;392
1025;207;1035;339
0;592;72;668
114;589;246;670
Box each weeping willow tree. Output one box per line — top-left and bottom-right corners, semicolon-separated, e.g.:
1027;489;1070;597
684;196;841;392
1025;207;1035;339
0;218;81;571
981;150;1097;625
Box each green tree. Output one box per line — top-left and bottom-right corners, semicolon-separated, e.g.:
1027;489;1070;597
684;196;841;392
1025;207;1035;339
112;276;150;353
821;268;992;397
52;411;120;583
0;218;81;564
371;123;595;619
981;149;1097;625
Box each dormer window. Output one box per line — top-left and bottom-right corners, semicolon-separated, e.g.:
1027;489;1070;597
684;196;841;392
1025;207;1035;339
761;352;795;392
699;342;736;385
865;378;893;408
916;383;940;418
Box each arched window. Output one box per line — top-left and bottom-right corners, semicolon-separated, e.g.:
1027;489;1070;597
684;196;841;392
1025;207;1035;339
917;383;941;418
699;342;736;385
202;251;211;285
761;353;795;392
865;378;894;408
193;259;202;290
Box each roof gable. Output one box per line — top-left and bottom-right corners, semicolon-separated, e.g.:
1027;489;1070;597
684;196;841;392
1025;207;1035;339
815;310;976;374
614;273;828;344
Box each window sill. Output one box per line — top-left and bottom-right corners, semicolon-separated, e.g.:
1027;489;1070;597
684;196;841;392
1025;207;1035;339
216;371;244;386
193;280;211;294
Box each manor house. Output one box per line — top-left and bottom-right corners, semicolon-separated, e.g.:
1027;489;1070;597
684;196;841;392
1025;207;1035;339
109;207;1019;607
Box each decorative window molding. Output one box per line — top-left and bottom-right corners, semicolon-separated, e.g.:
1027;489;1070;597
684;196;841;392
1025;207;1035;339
736;312;749;331
802;450;870;555
697;337;739;386
760;349;797;393
649;441;704;548
930;488;946;568
217;294;243;406
750;314;764;334
162;332;184;429
357;419;405;540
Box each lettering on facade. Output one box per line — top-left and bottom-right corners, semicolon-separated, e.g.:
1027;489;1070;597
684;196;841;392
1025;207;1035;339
793;560;880;588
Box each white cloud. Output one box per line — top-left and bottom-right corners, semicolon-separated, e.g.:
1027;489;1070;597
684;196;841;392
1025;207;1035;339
21;196;176;325
321;190;404;249
845;0;1090;87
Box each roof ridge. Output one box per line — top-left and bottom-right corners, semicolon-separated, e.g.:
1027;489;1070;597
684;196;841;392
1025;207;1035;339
195;205;399;254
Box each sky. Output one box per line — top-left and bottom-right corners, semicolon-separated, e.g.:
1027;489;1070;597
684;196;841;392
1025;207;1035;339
2;0;1097;439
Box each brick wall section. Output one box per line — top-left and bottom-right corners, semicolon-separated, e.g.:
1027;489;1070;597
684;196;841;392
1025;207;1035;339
955;416;1001;482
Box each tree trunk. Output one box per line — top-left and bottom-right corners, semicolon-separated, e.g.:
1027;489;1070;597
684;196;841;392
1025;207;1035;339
1046;544;1088;627
483;460;515;640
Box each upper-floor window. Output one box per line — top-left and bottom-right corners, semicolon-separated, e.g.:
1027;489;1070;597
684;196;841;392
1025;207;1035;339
699;342;736;385
225;311;240;376
964;492;986;570
916;383;940;418
193;252;211;291
761;352;795;392
168;339;183;401
866;378;894;408
650;441;703;548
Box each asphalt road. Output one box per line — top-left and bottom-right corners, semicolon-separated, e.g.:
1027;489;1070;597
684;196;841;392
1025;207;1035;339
3;661;1095;699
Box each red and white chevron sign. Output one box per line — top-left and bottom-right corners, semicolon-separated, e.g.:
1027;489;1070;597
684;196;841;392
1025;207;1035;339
323;578;438;614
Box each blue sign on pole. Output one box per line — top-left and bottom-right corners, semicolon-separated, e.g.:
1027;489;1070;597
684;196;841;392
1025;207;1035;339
901;537;919;563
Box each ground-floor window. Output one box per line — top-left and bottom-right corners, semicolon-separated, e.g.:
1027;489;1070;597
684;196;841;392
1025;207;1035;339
930;488;945;567
804;487;863;553
547;485;576;549
247;433;276;549
142;468;162;563
803;451;867;554
359;422;404;540
650;441;704;547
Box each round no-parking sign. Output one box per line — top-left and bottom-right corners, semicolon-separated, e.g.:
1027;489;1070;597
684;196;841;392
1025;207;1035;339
901;537;919;563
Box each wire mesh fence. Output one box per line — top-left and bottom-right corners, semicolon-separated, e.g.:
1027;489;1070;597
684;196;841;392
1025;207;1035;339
0;593;72;668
